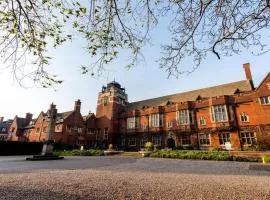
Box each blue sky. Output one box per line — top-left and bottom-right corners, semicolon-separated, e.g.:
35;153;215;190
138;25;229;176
0;17;269;120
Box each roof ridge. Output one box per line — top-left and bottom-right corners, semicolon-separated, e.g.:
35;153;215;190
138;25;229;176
129;80;249;105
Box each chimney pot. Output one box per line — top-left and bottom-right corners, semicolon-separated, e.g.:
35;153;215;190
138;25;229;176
0;117;4;123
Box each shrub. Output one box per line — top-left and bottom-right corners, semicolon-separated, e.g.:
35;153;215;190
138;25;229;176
150;150;259;162
261;155;270;163
144;142;153;151
54;149;104;156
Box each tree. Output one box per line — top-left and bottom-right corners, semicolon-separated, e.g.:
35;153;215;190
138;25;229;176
0;0;269;87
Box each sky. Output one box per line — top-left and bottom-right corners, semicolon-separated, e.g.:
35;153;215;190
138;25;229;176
0;13;269;120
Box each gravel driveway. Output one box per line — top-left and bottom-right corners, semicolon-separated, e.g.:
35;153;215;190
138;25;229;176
0;156;269;200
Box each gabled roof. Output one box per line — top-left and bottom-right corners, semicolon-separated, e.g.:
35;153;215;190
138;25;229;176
83;113;96;121
127;80;253;111
255;72;270;91
55;111;73;123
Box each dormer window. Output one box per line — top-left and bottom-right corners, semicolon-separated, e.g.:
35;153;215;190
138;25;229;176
260;96;270;105
199;116;206;125
240;112;249;122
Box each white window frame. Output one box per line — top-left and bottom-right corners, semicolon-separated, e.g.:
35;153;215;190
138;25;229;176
150;114;163;128
176;110;194;125
240;131;256;146
211;105;228;122
127;117;140;129
259;96;270;105
199;133;210;146
78;127;82;133
218;132;230;145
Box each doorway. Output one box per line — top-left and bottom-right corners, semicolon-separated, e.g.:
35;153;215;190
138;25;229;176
167;138;176;149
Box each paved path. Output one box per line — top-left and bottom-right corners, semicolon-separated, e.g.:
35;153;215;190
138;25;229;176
0;156;269;199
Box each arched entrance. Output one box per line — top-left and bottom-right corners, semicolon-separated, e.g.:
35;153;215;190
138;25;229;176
167;138;176;149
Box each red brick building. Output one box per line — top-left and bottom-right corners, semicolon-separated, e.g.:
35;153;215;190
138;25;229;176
6;63;270;150
8;113;33;141
115;63;270;150
24;100;86;146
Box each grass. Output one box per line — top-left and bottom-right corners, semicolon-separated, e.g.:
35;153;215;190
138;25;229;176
150;149;260;162
54;149;104;156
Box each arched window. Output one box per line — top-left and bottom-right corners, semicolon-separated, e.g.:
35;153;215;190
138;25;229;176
240;112;249;122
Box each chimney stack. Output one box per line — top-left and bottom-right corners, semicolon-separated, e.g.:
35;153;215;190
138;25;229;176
0;117;4;123
243;63;253;81
74;99;81;113
25;113;33;125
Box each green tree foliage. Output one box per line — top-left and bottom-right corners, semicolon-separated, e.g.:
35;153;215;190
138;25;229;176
0;0;270;86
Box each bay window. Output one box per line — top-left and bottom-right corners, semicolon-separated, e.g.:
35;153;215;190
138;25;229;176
211;105;228;122
176;110;194;125
127;117;140;129
150;114;163;127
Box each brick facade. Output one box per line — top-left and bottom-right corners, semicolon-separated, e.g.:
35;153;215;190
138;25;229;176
5;63;270;150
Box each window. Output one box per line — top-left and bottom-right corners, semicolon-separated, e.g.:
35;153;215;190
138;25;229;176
66;125;72;132
36;128;40;133
127;117;140;129
96;129;101;140
128;137;136;146
103;128;108;140
240;112;249;122
43;127;47;133
87;128;95;134
152;135;162;146
141;124;147;130
78;127;82;133
140;136;148;146
167;121;173;128
199;116;206;125
240;132;256;145
1;128;6;132
260;96;270;105
199;133;210;145
219;132;230;145
150;114;163;127
182;135;191;145
211;105;228;122
176;110;194;125
102;97;109;105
